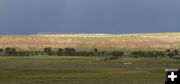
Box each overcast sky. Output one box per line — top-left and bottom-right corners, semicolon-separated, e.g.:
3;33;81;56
0;0;180;35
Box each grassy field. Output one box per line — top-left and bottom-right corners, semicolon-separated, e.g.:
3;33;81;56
0;56;180;84
1;32;180;84
1;32;180;51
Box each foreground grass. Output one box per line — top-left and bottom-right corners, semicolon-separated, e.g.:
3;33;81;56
0;56;180;84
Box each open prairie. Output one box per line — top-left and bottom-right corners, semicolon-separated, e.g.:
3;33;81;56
1;33;180;51
0;56;180;84
1;33;180;84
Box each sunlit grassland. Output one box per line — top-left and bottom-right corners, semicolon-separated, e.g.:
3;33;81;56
1;32;180;51
0;56;180;84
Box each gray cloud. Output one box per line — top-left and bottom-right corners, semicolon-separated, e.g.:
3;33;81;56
0;0;180;35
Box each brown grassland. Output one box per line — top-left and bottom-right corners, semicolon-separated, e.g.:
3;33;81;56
1;32;180;51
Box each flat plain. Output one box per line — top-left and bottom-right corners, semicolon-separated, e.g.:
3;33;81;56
0;56;180;84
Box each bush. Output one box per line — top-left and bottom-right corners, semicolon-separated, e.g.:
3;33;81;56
94;48;98;53
64;48;76;56
57;48;64;56
44;47;51;53
0;48;3;53
112;51;124;57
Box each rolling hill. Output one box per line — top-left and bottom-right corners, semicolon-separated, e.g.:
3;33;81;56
1;33;180;51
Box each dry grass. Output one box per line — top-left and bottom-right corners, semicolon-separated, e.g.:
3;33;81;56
1;32;180;51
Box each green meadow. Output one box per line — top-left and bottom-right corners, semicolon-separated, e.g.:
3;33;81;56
0;56;179;84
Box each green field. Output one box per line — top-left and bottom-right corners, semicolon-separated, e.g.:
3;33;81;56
0;56;179;84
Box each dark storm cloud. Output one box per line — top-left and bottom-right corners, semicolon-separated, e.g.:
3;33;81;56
0;0;180;35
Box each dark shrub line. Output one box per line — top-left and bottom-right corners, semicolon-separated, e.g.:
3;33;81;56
0;48;179;59
131;49;179;58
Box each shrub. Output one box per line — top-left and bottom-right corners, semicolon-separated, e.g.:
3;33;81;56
94;48;98;53
112;51;124;57
57;48;64;56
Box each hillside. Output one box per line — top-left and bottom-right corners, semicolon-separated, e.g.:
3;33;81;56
1;33;180;51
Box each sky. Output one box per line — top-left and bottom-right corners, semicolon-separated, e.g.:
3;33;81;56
0;0;180;35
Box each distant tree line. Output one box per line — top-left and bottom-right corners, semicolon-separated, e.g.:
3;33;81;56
0;47;115;56
0;48;179;59
131;49;179;58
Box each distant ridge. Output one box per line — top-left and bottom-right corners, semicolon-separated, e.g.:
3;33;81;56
36;32;180;35
1;32;180;51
